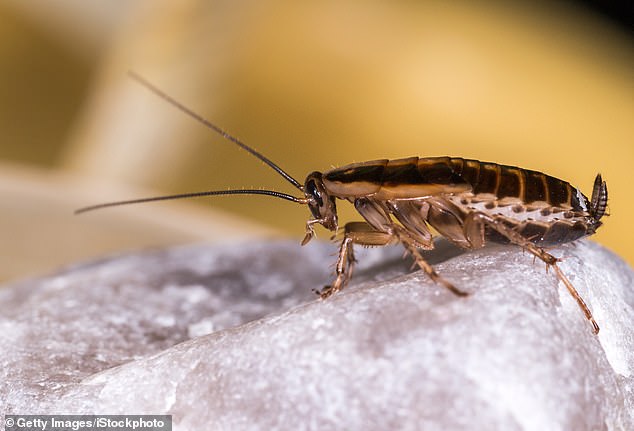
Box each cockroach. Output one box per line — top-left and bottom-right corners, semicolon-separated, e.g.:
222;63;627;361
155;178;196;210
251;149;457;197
77;73;608;334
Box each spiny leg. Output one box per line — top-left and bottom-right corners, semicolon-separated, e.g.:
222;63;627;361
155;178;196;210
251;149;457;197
318;221;469;299
463;211;599;334
551;265;598;333
358;197;468;297
317;236;354;299
391;225;469;297
318;222;394;299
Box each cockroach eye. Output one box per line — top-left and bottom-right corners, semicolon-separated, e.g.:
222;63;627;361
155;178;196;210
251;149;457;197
306;179;323;207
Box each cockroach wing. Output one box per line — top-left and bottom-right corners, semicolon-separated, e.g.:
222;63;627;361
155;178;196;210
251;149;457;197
322;157;471;200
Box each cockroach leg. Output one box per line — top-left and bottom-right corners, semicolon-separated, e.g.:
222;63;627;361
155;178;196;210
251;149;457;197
318;220;469;298
463;211;599;334
318;236;354;299
552;265;600;334
318;222;392;299
301;219;322;246
392;225;469;297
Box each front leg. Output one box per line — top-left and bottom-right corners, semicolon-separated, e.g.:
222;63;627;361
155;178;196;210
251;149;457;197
318;222;395;299
301;219;322;246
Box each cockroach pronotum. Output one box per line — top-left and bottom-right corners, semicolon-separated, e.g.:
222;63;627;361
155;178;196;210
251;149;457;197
77;73;608;334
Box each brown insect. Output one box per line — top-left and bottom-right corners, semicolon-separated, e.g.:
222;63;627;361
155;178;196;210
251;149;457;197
77;73;608;334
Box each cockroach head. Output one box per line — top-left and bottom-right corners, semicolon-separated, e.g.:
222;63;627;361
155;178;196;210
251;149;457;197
304;171;338;231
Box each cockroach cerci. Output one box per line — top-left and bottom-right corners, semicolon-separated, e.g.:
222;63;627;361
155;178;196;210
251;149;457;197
77;73;608;334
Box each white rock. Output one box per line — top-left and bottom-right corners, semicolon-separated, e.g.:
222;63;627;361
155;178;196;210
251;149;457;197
1;240;632;430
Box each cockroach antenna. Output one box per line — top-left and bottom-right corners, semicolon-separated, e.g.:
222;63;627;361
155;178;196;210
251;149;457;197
74;189;306;215
127;71;303;190
74;72;308;215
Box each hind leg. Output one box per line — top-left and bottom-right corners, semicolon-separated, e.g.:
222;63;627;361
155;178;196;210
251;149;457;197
463;211;599;334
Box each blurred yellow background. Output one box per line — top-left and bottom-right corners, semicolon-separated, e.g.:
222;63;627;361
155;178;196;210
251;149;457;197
0;0;632;282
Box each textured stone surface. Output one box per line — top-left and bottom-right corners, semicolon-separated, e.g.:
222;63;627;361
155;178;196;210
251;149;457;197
1;240;632;430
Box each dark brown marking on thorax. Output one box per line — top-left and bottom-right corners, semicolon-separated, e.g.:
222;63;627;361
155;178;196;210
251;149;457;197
326;157;467;190
324;159;388;185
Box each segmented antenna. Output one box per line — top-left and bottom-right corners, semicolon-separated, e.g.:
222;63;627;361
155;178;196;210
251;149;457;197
128;71;303;190
75;189;306;215
75;73;311;215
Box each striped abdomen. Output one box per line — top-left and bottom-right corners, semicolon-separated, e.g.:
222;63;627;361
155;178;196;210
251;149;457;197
443;158;604;245
446;158;589;212
323;156;603;245
324;156;590;212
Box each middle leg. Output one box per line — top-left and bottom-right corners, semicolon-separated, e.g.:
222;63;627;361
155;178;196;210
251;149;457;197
391;225;469;297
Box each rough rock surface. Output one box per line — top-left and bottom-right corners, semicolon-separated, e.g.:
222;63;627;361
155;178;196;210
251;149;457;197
1;240;632;430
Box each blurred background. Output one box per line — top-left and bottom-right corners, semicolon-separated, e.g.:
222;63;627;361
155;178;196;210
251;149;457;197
0;0;632;282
